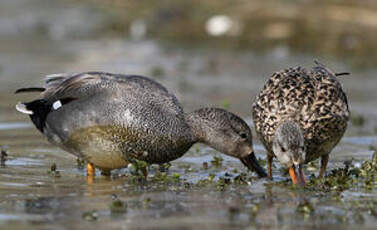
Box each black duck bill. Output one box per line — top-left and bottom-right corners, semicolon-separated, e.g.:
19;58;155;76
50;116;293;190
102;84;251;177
240;152;267;178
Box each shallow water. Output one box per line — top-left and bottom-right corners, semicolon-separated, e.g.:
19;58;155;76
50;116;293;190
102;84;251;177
0;0;377;229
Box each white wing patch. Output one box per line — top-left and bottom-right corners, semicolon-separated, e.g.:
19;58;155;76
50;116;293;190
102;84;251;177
16;102;33;115
52;100;62;110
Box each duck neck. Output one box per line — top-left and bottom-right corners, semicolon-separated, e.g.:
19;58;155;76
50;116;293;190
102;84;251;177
185;109;211;144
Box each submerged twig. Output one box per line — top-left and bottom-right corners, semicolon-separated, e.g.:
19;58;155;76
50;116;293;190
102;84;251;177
1;146;8;166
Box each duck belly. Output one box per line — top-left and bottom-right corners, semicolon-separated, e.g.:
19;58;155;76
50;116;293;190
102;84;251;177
54;125;192;169
62;125;129;170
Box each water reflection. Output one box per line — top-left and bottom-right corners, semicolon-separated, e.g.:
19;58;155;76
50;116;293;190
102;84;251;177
0;0;376;229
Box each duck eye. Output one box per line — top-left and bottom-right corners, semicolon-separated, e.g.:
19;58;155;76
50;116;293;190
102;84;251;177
281;146;286;152
240;133;247;139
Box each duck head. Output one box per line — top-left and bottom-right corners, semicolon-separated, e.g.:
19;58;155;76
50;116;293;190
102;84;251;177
273;121;306;185
187;108;267;177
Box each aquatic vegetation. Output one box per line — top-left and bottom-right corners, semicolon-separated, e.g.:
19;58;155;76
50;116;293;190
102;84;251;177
150;170;181;184
296;200;315;217
233;173;249;185
142;198;151;208
306;160;319;172
47;163;61;177
305;152;377;192
221;100;230;110
158;162;171;172
211;155;223;168
76;158;85;170
257;157;266;167
109;199;127;214
82;210;98;221
249;204;259;221
359;150;377;190
350;114;365;127
150;66;165;78
306;161;357;192
0;146;8;165
172;172;180;180
129;159;149;178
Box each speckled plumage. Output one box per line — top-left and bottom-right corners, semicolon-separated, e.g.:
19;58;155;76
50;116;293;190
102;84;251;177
16;72;266;177
252;64;349;167
25;72;195;169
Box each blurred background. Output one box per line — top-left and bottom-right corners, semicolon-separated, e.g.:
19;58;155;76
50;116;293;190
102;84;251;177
0;0;377;229
1;0;377;119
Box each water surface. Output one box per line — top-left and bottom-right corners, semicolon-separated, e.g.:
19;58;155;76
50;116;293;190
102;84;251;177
0;0;376;229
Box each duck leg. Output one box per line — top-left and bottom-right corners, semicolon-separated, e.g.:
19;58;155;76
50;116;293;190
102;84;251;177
267;154;273;179
318;154;329;178
87;162;95;176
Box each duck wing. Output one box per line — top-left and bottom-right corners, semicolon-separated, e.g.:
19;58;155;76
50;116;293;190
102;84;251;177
252;66;317;151
302;65;350;161
40;72;181;114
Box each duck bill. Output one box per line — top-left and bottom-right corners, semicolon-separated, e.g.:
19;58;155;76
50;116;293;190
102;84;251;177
288;164;306;186
240;152;267;178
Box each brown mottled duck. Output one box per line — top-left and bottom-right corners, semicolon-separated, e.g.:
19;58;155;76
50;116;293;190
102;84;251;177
251;62;349;185
15;72;267;177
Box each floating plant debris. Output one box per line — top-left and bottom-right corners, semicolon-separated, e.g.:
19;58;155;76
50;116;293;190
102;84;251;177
76;158;85;169
1;146;8;165
158;162;171;172
350;114;365;127
82;210;98;221
305;152;377;192
110;199;127;214
47;163;61;177
211;155;223;168
296;200;315;216
129;159;149;178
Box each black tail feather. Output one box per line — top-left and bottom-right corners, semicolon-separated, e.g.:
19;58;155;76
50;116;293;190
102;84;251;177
313;60;350;77
24;99;52;132
22;97;77;133
15;87;45;94
335;72;350;77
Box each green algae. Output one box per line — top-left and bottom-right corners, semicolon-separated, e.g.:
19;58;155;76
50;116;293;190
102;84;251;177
47;163;61;178
305;161;358;192
296;200;315;216
149;66;166;78
279;151;377;193
210;155;223;168
82;210;98;221
109;199;128;214
0;146;8;166
76;158;85;170
221;100;231;110
351;114;366;127
129;159;149;178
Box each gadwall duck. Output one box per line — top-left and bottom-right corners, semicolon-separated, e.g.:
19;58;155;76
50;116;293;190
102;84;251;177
251;62;349;185
16;72;267;177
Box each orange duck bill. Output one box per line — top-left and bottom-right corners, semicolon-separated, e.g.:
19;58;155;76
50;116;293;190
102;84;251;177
289;164;306;185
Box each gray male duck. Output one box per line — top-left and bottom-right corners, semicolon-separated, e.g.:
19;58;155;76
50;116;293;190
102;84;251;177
16;72;267;177
252;62;349;185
